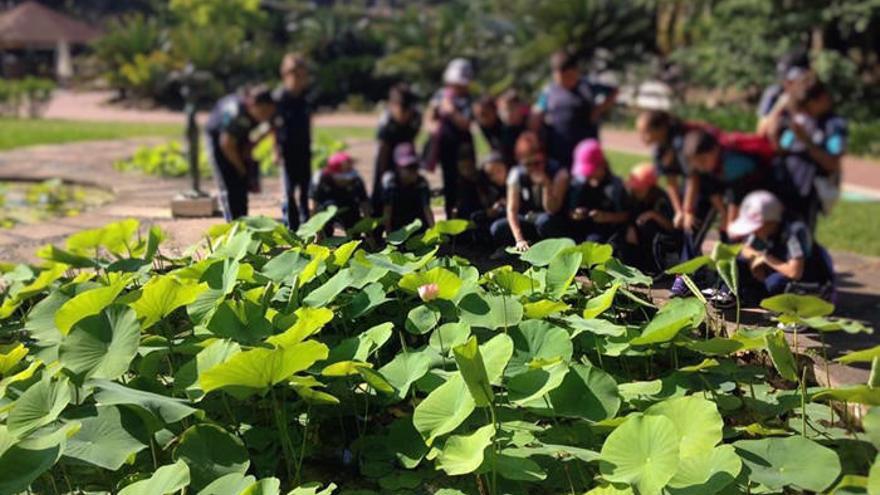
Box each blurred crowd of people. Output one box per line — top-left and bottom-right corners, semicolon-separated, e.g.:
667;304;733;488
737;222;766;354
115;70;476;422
204;48;844;306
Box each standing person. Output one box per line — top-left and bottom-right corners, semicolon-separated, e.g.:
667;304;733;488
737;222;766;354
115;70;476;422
566;139;630;244
372;83;421;214
490;131;569;251
273;53;312;229
775;79;846;232
309;151;370;236
382;143;435;233
474;94;503;152
756;49;813;138
424;58;476;219
496;89;529;168
532;50;618;168
205;85;276;221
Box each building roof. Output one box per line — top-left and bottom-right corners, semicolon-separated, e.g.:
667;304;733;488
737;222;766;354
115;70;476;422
0;1;101;48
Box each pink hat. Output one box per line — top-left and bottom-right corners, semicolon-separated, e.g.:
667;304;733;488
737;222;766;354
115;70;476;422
324;151;352;175
572;139;606;179
626;163;658;192
728;190;784;238
393;142;419;168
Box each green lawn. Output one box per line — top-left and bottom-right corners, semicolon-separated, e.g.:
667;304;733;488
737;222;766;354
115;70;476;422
0;118;376;152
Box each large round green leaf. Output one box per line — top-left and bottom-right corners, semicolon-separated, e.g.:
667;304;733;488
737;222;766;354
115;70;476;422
200;340;329;399
8;377;71;437
130;275;208;329
549;364;620;421
377;348;434;401
63;405;149;470
760;293;834;320
600;415;680;495
119;459;190;495
453;337;494;407
630;297;705;345
646;396;723;458
197;472;257;495
507;361;569;406
406;304;441;335
436;424;495;476
459;293;523;330
763;330;798;382
520;238;576;266
733;436;841;492
55;279;126;335
90;379;200;424
480;333;514;384
506;320;573;377
173;424;250;491
399;267;462;300
59;305;140;380
582;283;620;319
667;444;741;494
0;423;78;495
413;373;475;445
429;322;471;354
546;249;582;297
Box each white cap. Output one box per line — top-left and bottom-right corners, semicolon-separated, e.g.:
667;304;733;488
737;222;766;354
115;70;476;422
443;58;474;86
728;190;784;238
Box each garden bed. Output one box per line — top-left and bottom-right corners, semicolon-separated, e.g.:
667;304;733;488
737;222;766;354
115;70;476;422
0;214;877;494
0;178;114;229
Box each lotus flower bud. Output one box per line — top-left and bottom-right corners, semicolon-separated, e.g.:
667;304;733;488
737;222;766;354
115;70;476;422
418;283;439;302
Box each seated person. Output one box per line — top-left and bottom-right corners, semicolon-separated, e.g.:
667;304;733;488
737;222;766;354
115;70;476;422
775;79;846;232
205;85;276;221
373;83;421;213
621;164;679;273
452;141;481;220
382;143;435;233
470;151;508;244
681;129;775;241
309;151;370;235
491;131;569;251
567;139;630;244
729;190;834;302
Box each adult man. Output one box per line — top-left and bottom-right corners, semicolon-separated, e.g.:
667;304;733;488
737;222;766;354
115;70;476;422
273;53;312;229
532;50;618;168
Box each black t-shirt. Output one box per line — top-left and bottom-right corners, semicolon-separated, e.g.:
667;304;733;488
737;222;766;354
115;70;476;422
382;171;431;228
431;89;474;143
567;173;629;213
375;110;422;175
653;122;689;178
205;94;257;144
309;170;368;211
477;169;506;209
506;160;564;214
272;87;312;171
746;220;812;262
536;78;615;167
631;187;674;222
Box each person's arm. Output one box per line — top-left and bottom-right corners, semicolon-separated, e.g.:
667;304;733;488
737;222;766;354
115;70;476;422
590;86;618;122
709;193;728;233
591;210;630;224
423;204;435;228
760;254;805;280
219;132;248;176
637;210;675;231
506;185;527;249
757;93;789;139
682;174;700;230
542;170;569;214
376;141;392;174
665;175;683;217
382;205;393;233
793;121;844;174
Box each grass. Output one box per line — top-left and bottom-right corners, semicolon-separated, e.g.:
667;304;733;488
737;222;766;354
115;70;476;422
816;200;880;257
0;118;376;152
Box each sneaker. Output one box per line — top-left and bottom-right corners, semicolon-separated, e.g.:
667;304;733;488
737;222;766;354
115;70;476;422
708;287;736;310
670;276;689;297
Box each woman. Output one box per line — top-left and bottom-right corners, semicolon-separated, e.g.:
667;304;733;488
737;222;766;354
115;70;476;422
490;131;569;251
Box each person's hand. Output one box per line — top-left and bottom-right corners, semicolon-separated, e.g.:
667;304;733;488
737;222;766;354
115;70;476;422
571;207;588;221
589;210;610;223
750;255;768;280
673;211;685;229
789;118;811;144
491;200;505;215
683;212;696;232
440;96;456;117
636;211;656;226
514;239;530;252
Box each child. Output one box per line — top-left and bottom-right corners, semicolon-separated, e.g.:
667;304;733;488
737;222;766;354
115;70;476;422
205;85;276;221
728;190;834;302
273;53;312;229
425;58;476;219
470;151;508;244
474;95;503;152
373;83;421;213
776;79;846;232
566;139;630;244
491;132;569;251
309;151;370;235
382;143;435;233
496;89;528;167
452;142;481;220
621;164;679;273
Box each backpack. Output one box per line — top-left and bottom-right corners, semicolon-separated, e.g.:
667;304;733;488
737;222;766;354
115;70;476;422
718;132;777;167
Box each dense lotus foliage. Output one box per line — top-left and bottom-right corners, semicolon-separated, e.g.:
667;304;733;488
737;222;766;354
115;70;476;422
1;212;879;495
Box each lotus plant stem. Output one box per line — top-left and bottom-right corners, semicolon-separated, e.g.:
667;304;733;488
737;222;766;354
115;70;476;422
488;401;499;495
150;437;158;470
817;332;834;425
672;346;679;369
270;387;295;481
593;339;604;368
295;404;311;485
42;473;59;495
734;296;741;332
800;366;808;437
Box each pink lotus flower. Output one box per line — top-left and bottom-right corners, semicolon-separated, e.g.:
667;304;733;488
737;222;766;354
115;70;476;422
418;283;439;302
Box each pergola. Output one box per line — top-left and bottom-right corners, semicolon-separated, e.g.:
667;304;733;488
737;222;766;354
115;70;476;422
0;1;101;79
